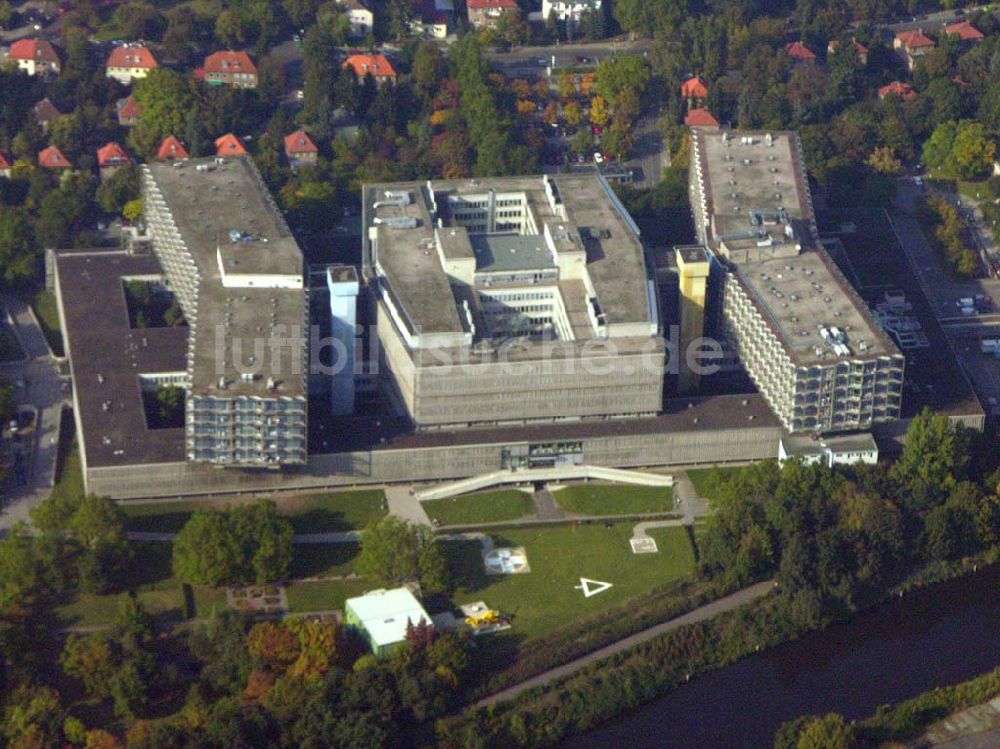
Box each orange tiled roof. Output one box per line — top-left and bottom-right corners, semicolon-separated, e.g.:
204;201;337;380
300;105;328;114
97;142;130;167
684;108;719;127
214;133;247;156
38;145;71;168
342;53;396;79
203;50;257;75
106;45;158;69
896;29;935;49
117;95;142;119
785;41;816;61
156;136;189;161
945;21;984;41
878;81;916;100
681;76;708;99
9;38;59;64
284;129;318;154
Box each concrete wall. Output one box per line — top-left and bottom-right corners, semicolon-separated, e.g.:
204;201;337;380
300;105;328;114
88;421;783;499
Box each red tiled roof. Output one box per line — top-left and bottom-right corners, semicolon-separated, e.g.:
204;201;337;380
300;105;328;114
31;98;61;123
214;133;247;156
203;50;257;76
193;67;205;80
829;39;868;55
117;95;142;118
0;153;10;171
896;29;935;49
684;108;719;127
945;21;984;41
342;54;397;79
785;41;816;61
38;146;71;169
97;142;130;167
467;0;517;7
9;38;59;64
284;129;318;155
878;81;916;100
106;45;158;70
681;76;708;99
156;136;189;161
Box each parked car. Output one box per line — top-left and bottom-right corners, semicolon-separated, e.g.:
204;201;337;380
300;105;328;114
593;152;604;164
575;55;592;64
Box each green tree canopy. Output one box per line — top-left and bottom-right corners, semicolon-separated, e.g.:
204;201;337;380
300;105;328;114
129;69;197;158
357;516;451;592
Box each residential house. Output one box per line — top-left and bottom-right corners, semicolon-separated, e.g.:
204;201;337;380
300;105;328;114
878;81;916;101
411;0;452;39
31;98;61;132
339;0;374;37
116;95;142;127
467;0;517;30
684;108;719;129
342;54;396;85
214;133;247;157
784;41;816;64
6;38;60;76
0;153;11;179
97;142;130;179
284;129;318;169
944;20;984;44
827;38;868;65
38;145;71;170
680;76;708;108
541;0;602;29
105;44;158;85
894;29;935;71
202;50;257;88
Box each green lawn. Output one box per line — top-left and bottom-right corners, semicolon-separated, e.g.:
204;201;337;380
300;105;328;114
284;578;372;614
421;490;535;526
288;543;360;579
686;466;745;502
49;440;85;507
32;291;64;357
552;483;674;516
442;522;696;640
121;490;387;534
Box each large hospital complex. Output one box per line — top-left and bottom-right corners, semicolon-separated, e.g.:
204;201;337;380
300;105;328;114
51;131;981;498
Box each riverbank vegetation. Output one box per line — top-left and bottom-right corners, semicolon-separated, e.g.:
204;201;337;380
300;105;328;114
438;410;1000;746
776;663;1000;747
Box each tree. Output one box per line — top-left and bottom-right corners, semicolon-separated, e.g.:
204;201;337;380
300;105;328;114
96;165;139;216
794;713;855;749
68;494;127;551
0;207;35;288
589;96;610;128
0;526;40;609
60;634;117;699
563;101;583;128
357;516;449;590
129;70;197;158
153;384;184;427
173;509;242;585
230;500;294;584
889;408;965;512
2;685;64;748
593;55;652;108
867;146;902;175
123;199;144;223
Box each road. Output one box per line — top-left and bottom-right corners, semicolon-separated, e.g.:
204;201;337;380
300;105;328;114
883;5;991;35
484;38;654;76
1;295;66;530
475;580;776;708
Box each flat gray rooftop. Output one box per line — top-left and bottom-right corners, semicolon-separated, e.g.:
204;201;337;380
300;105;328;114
469;234;555;273
692;131;899;365
363;174;653;338
54;250;186;468
144;157;306;398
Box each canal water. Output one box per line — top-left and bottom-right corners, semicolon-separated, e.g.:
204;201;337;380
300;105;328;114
564;565;1000;748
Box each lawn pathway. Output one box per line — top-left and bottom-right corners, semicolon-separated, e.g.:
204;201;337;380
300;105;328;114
475;580;776;708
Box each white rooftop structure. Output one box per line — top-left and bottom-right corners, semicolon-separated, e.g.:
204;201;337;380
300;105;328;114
345;587;431;650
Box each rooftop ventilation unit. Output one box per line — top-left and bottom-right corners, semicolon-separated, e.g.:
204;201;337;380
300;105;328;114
373;216;418;229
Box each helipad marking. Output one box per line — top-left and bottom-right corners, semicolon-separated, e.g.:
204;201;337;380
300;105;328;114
575;578;613;598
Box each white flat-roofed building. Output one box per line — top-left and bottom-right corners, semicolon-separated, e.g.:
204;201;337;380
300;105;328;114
689;130;904;434
542;0;601;26
142;156;308;467
345;587;432;655
362;174;664;429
